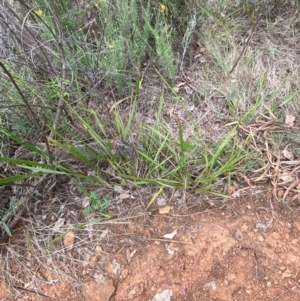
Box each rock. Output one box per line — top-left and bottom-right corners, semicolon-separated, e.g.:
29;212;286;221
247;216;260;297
150;289;173;301
282;269;292;278
85;279;115;301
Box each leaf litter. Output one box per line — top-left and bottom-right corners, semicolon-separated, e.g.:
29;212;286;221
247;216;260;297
238;113;300;201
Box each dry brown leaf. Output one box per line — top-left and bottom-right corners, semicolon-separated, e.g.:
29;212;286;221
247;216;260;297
109;96;131;112
64;230;75;250
232;191;240;198
241;223;248;232
94;245;103;255
157;197;167;206
285;114;295;127
173;82;186;93
277;189;284;197
227;186;236;195
52;218;65;233
283;145;294;160
263;105;277;119
279;173;294;183
113;185;124;194
118;193;130;201
283;179;300;201
99;228;109;239
194;53;206;63
184;86;193;95
82;197;90;208
127;249;137;263
159;206;172;214
282;269;292;278
235;228;243;241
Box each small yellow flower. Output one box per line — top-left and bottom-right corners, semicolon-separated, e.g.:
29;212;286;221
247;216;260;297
160;3;166;12
104;17;108;23
94;3;99;8
34;9;43;17
108;44;115;49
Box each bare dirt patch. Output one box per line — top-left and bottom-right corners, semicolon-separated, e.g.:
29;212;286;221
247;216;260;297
112;211;300;301
1;205;300;301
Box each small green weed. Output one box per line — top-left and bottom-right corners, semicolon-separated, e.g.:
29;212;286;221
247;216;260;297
82;192;110;216
0;197;21;237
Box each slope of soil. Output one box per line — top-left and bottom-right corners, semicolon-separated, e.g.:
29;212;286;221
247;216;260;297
1;206;300;301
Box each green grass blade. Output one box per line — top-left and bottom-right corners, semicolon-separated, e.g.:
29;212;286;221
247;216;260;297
0;173;44;184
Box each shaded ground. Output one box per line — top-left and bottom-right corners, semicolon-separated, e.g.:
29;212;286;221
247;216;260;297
1;201;300;301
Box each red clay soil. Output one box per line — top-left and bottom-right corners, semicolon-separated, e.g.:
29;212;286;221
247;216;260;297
1;210;300;301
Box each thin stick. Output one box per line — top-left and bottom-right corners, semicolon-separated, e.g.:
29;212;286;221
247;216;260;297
49;0;69;139
147;238;193;245
0;61;53;166
109;96;131;112
229;18;257;75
